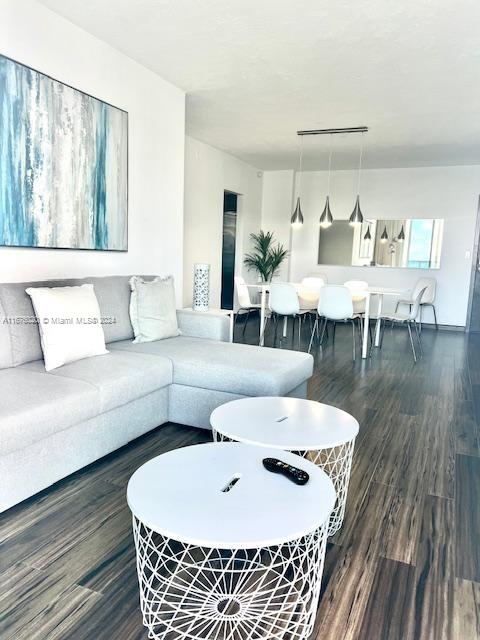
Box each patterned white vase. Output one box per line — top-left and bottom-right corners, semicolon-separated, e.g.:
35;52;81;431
193;263;210;311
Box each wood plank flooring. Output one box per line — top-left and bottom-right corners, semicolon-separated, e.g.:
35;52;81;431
0;320;479;639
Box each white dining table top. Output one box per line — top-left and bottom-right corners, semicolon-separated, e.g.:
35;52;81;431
245;282;405;296
366;286;405;296
246;282;301;288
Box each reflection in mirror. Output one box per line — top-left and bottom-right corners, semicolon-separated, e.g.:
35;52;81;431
318;219;443;269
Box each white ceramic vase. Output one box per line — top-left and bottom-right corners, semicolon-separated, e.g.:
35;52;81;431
193;263;210;311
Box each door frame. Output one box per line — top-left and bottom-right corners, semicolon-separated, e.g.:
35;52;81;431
466;195;480;332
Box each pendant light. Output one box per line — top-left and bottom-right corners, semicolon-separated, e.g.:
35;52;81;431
291;136;304;229
380;226;388;243
398;225;405;241
364;225;372;241
319;135;334;228
349;133;365;226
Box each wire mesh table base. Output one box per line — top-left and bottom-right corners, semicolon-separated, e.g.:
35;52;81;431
132;516;328;640
212;430;356;536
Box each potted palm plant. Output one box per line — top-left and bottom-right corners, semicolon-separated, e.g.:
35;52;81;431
243;231;288;282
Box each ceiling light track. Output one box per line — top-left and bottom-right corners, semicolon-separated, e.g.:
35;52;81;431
297;126;369;136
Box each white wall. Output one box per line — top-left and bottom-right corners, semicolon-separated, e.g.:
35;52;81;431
261;165;480;326
183;136;263;308
260;171;295;281
0;0;185;303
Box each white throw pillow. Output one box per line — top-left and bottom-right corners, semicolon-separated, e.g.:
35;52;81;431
129;276;180;343
26;284;108;371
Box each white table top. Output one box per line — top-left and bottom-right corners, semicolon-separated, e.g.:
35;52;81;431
127;442;335;549
366;286;404;296
211;397;359;450
246;283;404;295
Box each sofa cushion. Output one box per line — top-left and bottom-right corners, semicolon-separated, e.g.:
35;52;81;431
0;368;100;455
22;351;173;413
110;336;314;396
0;275;157;369
26;284;109;371
130;276;180;343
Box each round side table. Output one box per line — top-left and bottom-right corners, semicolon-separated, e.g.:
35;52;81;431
127;442;335;640
211;397;359;536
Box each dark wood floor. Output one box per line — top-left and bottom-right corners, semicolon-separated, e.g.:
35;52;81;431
1;318;479;639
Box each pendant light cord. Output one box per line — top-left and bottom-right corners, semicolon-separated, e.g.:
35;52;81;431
356;132;364;195
327;134;333;194
297;134;304;196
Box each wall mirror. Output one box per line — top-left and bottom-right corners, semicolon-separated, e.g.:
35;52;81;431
318;218;444;269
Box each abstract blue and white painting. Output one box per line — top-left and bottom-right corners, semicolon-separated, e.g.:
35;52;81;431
0;55;128;250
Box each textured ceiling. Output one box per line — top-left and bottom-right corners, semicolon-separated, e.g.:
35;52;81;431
39;0;480;169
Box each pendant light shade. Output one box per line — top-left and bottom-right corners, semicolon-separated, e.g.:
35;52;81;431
349;195;364;226
319;137;334;228
364;225;371;241
349;133;365;226
291;197;304;229
380;226;388;243
398;225;405;241
319;196;333;228
291;136;304;229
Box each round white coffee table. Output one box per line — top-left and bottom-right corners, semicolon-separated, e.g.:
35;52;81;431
127;442;335;640
211;397;359;536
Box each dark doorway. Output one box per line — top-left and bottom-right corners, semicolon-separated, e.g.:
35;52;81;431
221;192;238;310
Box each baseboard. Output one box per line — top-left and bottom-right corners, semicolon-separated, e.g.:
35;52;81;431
423;323;465;332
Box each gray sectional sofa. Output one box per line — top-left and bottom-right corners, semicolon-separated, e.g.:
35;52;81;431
0;275;314;512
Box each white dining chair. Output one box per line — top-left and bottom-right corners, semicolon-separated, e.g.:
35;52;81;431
261;283;307;347
308;285;362;360
375;286;428;362
298;276;325;310
234;276;261;337
395;277;438;330
344;280;368;314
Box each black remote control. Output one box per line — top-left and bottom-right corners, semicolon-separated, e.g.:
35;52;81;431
262;458;309;485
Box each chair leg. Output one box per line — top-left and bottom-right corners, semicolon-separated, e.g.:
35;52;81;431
419;306;423;333
298;314;302;348
242;308;251;336
351;319;356;362
407;322;417;363
273;313;279;343
319;318;328;345
308;317;319;354
233;310;241;334
332;321;336;344
432;304;439;330
380;318;386;349
414;319;423;356
371;318;380;356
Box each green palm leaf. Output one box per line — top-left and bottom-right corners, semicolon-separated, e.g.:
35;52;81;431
243;230;288;282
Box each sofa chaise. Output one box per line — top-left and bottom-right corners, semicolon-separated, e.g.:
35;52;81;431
0;276;313;512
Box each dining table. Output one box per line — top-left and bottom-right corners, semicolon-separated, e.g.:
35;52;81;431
245;282;406;358
362;286;405;358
